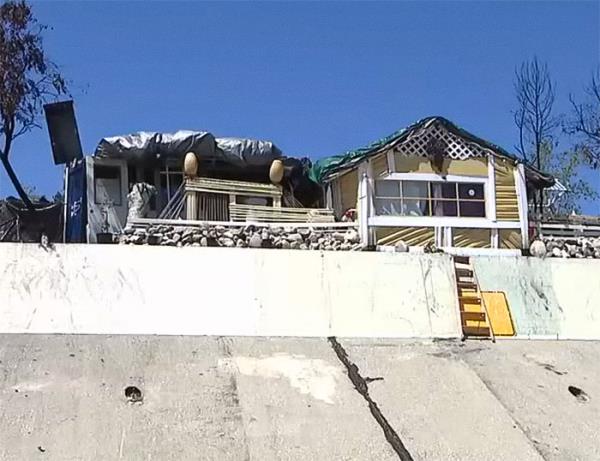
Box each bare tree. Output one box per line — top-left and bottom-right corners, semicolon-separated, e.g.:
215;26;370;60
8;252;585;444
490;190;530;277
566;69;600;168
513;57;558;217
0;1;67;209
513;57;558;168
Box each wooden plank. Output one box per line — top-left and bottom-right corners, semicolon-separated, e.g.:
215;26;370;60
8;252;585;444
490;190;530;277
130;217;355;228
461;311;487;322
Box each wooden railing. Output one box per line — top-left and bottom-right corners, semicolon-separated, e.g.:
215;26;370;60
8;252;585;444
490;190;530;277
229;203;334;223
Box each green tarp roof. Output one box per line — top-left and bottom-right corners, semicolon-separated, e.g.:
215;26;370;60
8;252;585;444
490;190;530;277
309;116;554;187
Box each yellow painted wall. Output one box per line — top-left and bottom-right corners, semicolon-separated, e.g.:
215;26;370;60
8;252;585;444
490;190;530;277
453;228;491;248
393;154;488;177
375;227;434;246
371;154;389;178
499;229;522;249
494;158;520;221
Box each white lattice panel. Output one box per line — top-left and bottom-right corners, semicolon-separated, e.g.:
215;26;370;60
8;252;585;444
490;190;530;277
393;120;486;160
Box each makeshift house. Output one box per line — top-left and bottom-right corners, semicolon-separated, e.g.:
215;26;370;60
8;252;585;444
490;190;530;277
311;116;555;253
64;131;323;243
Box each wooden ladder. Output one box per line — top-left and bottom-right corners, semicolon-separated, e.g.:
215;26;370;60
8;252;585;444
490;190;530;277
453;255;495;342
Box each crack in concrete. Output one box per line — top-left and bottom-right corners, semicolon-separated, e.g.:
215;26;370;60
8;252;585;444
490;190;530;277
328;337;414;461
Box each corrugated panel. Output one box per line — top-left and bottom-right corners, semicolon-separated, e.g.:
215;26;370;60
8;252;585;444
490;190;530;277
495;159;520;221
375;227;434;246
499;229;522;249
453;228;491;248
371;154;389;177
394;155;487;176
338;169;358;214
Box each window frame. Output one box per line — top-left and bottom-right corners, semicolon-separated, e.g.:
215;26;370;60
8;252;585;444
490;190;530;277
94;164;123;206
373;174;487;219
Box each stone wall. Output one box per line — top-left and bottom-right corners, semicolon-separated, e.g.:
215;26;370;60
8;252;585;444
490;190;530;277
537;236;600;258
121;224;361;251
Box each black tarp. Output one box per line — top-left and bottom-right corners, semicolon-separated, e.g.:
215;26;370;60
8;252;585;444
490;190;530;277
94;131;283;169
94;130;322;207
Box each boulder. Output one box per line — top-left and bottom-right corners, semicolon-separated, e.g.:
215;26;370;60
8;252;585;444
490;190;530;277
332;232;345;242
529;240;547;258
287;233;304;243
249;233;263;248
220;238;234;247
394;241;409;253
345;230;360;244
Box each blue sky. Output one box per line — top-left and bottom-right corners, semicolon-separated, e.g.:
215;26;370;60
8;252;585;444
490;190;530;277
2;1;599;213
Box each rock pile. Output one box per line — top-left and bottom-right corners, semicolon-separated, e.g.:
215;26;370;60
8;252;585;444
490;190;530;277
532;237;600;258
120;224;361;251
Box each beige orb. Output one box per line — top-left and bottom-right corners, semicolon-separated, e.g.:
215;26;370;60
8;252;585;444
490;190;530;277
269;159;284;184
183;152;199;177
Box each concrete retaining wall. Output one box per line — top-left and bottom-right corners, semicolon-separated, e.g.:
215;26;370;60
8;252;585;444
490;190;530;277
0;244;461;338
2;244;598;339
472;256;600;339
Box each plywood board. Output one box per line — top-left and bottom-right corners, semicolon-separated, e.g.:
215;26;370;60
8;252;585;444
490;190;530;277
482;291;515;336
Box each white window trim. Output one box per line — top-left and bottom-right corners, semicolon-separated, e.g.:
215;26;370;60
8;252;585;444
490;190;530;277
368;215;521;229
382;172;488;183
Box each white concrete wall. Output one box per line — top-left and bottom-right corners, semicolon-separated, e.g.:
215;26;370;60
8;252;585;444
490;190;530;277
472;256;600;340
0;244;462;338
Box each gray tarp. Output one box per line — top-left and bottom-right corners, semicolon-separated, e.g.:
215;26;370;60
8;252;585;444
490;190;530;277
93;130;322;207
94;131;282;168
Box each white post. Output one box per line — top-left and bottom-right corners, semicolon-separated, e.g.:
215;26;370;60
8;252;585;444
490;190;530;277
358;163;370;247
62;162;70;243
514;163;529;248
491;227;499;249
325;184;333;210
486;153;496;221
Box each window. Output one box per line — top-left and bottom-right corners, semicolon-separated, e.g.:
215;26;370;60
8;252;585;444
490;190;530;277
374;180;485;218
94;165;122;206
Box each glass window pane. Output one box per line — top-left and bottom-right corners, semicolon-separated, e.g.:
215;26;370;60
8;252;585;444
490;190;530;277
375;180;400;197
403;198;430;216
459;201;486;217
441;182;457;198
402;181;428;199
432;199;458;216
374;198;403;216
458;183;484;200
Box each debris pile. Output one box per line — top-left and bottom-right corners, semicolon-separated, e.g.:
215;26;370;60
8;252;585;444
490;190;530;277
121;224;361;251
532;237;600;258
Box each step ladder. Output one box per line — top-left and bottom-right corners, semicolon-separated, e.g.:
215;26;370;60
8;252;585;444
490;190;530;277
453;255;495;342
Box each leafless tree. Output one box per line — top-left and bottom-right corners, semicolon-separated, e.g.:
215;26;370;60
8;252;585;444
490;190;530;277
566;69;600;168
513;57;558;169
513;57;559;217
0;1;67;209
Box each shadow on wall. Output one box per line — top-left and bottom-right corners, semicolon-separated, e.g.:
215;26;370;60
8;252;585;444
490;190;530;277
472;256;563;337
